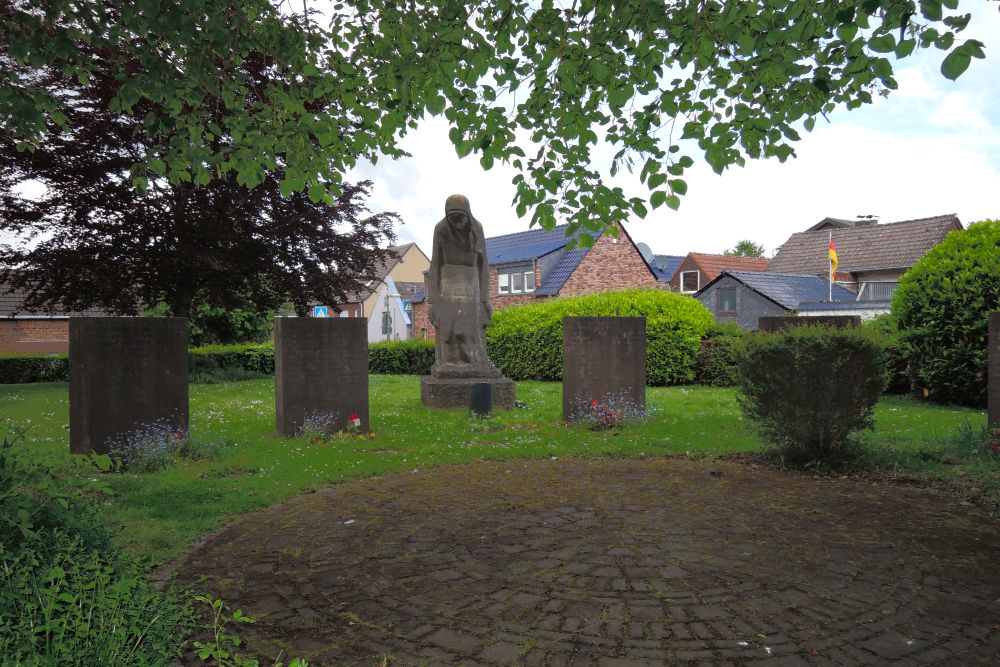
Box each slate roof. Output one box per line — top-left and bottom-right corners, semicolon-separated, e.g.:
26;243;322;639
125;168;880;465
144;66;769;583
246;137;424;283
768;214;961;275
410;285;425;303
536;248;588;295
649;255;684;281
706;270;857;310
682;253;771;282
485;224;589;265
394;281;422;304
798;300;891;312
339;243;415;303
804;217;879;232
1;278;108;317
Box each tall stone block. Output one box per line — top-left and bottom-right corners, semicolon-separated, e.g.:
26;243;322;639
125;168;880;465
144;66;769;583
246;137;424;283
758;315;860;332
562;316;646;421
990;312;999;429
275;318;369;437
69;317;189;455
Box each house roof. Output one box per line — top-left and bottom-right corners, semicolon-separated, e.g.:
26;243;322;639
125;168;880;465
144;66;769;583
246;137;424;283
678;253;771;282
394;281;422;303
1;278;108;318
536;248;588;295
485;224;590;264
804;216;880;232
338;243;414;304
704;270;857;310
768;214;961;275
649;254;684;281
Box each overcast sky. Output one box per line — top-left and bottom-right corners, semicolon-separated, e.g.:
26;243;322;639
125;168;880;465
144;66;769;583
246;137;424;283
351;3;1000;259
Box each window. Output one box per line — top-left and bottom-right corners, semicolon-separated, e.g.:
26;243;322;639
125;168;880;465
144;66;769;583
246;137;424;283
680;270;700;293
857;281;898;302
381;310;392;335
718;288;736;314
497;263;535;294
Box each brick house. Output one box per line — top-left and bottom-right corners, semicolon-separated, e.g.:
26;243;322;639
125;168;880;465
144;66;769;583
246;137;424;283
1;279;107;354
669;253;771;294
410;225;658;339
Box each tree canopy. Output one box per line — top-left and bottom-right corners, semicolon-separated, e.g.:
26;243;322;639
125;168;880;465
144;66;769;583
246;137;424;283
1;0;987;238
724;240;767;258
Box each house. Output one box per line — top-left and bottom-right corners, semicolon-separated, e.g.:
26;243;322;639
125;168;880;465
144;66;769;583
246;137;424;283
648;254;684;287
366;277;423;342
767;214;962;307
696;270;857;329
327;242;430;321
0;279;107;354
410;224;658;339
669;253;771;294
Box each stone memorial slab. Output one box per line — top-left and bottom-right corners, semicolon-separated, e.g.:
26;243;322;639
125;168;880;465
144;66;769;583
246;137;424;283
562;316;646;422
759;315;860;332
69;317;188;455
420;194;515;409
275;317;369;437
990;312;999;429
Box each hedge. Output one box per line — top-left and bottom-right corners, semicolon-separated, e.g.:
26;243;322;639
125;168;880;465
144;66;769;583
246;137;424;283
487;288;715;385
1;340;437;384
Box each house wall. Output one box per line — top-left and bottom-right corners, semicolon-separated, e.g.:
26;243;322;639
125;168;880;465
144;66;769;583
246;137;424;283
367;282;411;342
669;255;704;293
489;263;543;312
361;245;431;319
0;319;71;354
557;232;657;297
696;277;789;330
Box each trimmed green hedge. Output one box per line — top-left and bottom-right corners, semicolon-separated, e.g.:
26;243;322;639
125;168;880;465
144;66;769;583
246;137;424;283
0;354;70;384
1;340;437;384
368;339;434;375
487;289;715;385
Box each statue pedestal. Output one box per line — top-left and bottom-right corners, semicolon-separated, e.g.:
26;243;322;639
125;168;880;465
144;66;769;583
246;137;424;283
420;375;516;410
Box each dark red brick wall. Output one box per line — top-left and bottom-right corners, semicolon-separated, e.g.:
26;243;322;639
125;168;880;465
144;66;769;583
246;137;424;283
669;256;703;292
558;232;657;296
0;319;70;354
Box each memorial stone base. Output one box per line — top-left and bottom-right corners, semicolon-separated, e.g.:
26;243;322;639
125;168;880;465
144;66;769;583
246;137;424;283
420;375;516;410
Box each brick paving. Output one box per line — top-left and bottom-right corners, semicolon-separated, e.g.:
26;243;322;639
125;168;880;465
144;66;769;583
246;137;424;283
170;458;1000;665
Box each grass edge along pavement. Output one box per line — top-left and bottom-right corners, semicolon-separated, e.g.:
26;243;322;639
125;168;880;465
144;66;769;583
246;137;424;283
1;375;995;568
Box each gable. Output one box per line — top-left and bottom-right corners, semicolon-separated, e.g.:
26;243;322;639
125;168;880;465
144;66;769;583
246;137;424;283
769;214;961;275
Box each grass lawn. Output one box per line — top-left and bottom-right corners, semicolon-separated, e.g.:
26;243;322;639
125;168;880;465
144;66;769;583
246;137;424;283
1;377;994;566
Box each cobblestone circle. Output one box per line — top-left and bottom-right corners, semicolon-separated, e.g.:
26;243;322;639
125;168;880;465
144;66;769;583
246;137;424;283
171;458;1000;665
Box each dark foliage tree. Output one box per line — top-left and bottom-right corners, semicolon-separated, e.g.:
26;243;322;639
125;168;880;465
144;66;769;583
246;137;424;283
0;45;398;319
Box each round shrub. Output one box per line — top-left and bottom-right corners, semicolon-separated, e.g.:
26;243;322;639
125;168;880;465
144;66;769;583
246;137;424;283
694;322;746;387
892;220;1000;407
737;325;886;461
487;289;714;385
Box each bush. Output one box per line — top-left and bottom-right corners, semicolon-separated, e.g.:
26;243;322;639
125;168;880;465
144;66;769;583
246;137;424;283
189;342;275;383
487;289;715;385
694;323;746;387
860;315;910;395
0;354;69;384
737;326;887;461
147;302;274;347
0;425;190;663
892;220;1000;407
368;339;434;375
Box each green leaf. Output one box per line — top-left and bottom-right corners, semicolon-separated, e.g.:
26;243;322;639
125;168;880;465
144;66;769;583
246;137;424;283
869;35;896;53
307;183;325;202
650;191;667;209
426;95;446;116
666;195;681;210
150;159;166;175
668;179;687;195
895;38;916;58
940;47;971;80
920;0;943;22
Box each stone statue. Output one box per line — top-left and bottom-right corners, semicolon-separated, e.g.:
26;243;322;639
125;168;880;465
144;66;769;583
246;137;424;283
427;194;500;378
421;195;515;409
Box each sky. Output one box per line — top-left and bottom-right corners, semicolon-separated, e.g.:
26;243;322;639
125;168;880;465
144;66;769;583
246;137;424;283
350;2;1000;259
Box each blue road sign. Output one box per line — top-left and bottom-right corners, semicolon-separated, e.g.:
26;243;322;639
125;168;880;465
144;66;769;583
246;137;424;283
313;306;328;317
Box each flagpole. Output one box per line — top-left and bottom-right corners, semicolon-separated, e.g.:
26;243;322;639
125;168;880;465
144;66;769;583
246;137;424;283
829;230;833;302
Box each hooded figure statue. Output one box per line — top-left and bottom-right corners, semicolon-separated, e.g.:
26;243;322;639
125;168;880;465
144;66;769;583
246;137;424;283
427;194;500;378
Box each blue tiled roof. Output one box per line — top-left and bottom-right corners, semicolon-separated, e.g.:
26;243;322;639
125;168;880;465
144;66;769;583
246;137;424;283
410;285;425;303
720;270;856;310
485;224;588;265
649;254;684;281
536;248;588;295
